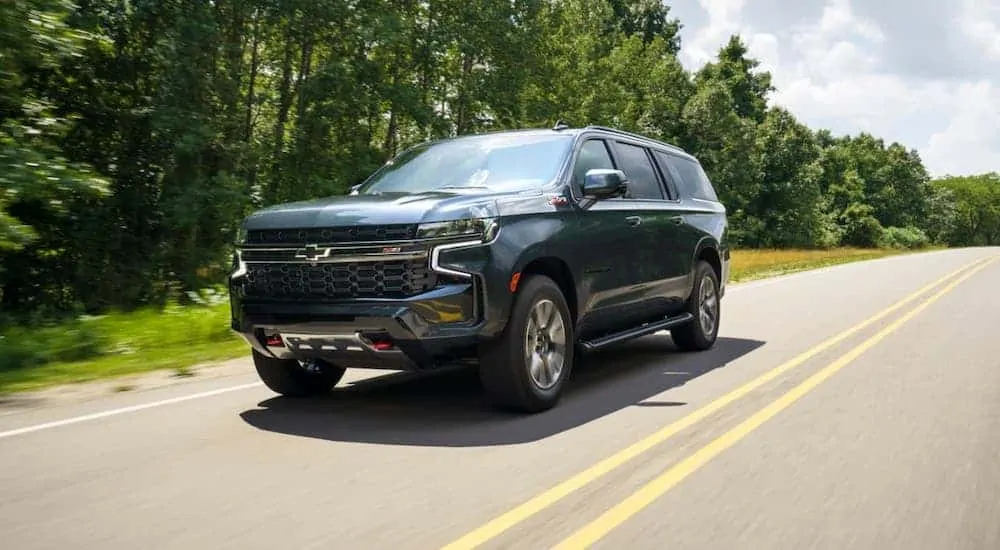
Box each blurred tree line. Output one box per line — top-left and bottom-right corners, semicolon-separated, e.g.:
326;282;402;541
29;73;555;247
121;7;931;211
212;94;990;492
1;0;996;322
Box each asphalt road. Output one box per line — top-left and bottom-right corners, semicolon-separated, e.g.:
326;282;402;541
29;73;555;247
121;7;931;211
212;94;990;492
1;247;998;550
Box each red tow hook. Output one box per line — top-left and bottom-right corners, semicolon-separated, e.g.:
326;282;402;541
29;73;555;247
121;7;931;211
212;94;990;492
370;340;393;351
265;334;283;347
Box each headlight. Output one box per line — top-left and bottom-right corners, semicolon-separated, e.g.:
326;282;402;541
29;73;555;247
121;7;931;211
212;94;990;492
417;217;498;241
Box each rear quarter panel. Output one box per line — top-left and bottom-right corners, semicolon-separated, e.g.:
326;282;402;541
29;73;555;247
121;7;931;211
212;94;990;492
670;197;729;298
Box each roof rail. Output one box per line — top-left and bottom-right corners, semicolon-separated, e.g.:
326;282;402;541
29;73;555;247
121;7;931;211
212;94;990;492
584;125;688;154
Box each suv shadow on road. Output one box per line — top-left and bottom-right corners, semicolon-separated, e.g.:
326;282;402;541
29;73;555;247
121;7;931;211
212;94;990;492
238;335;764;447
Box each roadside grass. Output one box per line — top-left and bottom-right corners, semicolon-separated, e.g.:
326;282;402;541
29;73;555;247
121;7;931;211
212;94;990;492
0;246;928;394
0;304;244;394
729;247;913;283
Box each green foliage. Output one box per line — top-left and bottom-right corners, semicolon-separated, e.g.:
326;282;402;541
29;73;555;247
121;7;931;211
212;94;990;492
840;202;885;248
0;0;109;253
694;36;774;124
749;107;825;248
880;226;931;249
0;320;105;371
0;301;236;380
0;0;994;329
606;0;682;52
933;173;1000;246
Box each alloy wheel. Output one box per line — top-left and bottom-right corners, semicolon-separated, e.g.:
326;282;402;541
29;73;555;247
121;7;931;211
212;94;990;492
524;298;567;390
698;274;719;336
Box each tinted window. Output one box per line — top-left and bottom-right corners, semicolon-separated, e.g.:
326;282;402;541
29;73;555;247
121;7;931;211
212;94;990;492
655;152;719;202
358;133;574;194
572;139;616;187
612;142;664;200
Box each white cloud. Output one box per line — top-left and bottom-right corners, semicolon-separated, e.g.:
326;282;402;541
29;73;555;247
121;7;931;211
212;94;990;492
746;32;779;74
924;81;1000;176
681;0;749;67
958;0;1000;59
814;0;884;43
671;0;1000;177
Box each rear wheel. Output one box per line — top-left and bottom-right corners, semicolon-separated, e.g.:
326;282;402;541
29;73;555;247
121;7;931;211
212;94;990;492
479;274;574;413
252;349;347;397
671;259;720;351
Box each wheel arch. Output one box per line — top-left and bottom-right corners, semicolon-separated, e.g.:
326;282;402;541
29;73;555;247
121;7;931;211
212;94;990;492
694;239;722;281
691;237;727;297
517;256;578;326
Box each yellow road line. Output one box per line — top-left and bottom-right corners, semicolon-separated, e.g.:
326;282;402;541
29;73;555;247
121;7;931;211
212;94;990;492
439;255;992;550
552;255;999;549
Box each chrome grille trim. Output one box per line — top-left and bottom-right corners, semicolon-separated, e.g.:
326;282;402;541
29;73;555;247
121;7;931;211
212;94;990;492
238;236;477;250
240;248;429;264
246;224;419;246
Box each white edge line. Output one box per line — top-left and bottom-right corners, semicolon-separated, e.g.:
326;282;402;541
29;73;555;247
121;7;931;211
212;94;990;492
0;382;263;440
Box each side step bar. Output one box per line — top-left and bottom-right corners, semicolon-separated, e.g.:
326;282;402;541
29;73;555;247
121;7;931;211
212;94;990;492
578;313;694;352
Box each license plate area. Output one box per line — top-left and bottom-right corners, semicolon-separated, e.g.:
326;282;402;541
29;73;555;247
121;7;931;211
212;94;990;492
262;330;397;354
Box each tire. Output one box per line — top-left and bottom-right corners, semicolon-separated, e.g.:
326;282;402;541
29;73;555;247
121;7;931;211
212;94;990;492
671;260;721;352
252;349;347;397
479;274;575;413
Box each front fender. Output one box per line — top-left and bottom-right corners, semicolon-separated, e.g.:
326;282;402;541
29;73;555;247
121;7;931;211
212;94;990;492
434;215;567;339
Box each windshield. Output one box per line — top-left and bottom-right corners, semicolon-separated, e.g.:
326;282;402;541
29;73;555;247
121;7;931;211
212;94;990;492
357;133;574;194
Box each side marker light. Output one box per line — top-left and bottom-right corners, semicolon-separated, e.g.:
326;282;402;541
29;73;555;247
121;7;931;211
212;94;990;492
509;272;521;293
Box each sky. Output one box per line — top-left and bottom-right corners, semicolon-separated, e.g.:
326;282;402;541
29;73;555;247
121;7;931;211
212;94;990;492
667;0;1000;178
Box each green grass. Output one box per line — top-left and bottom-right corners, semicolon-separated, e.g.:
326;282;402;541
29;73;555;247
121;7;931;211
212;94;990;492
0;304;246;394
0;246;936;394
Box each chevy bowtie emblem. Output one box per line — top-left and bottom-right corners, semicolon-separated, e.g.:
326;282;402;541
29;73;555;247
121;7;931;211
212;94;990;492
295;244;331;262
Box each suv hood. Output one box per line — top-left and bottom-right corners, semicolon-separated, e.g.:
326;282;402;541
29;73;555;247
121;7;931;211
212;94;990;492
243;190;517;230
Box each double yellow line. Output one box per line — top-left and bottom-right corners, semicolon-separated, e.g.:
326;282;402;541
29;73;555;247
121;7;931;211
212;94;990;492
443;254;998;550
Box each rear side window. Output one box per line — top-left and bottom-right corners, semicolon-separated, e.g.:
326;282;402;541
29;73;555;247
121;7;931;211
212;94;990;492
655;151;719;202
612;142;665;200
573;139;616;188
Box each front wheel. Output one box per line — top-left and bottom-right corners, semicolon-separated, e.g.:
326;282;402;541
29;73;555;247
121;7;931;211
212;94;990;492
252;349;347;397
479;274;575;413
671;260;721;351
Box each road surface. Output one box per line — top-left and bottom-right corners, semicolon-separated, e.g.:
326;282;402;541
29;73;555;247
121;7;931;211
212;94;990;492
1;248;998;550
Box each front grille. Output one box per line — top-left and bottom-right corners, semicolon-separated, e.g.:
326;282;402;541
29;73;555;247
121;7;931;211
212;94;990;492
247;224;419;245
241;260;436;300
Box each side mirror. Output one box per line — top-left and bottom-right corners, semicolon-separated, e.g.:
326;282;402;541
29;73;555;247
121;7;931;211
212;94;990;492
582;169;627;199
348;183;362;196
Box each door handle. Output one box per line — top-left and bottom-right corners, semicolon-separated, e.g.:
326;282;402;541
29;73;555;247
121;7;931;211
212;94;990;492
669;215;684;225
625;216;642;227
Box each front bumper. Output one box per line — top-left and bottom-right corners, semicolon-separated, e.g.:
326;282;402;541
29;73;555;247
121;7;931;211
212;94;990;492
230;282;483;371
229;229;517;371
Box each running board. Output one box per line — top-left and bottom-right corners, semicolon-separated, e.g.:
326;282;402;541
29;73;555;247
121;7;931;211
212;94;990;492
578;313;694;352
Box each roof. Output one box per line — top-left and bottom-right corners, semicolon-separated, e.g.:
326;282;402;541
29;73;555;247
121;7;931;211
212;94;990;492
416;124;695;160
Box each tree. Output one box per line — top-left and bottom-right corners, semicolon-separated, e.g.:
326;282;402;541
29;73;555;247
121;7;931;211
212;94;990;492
679;82;761;246
750;107;830;247
606;0;682;54
935;173;1000;246
694;35;774;124
0;0;109;311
